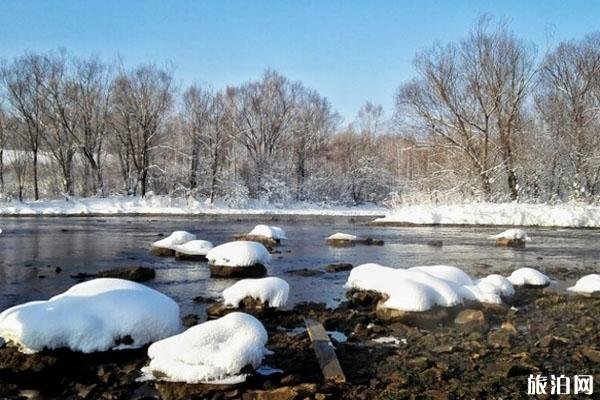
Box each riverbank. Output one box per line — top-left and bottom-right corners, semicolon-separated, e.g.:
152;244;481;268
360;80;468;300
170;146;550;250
0;195;386;217
0;278;598;399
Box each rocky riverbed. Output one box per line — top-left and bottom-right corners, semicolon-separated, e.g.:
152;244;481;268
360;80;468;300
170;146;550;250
0;281;598;400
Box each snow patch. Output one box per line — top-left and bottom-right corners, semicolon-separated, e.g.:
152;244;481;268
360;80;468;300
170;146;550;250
206;241;270;267
141;312;269;384
567;274;600;294
247;225;287;240
489;228;530;241
374;202;600;228
507;268;551;287
0;278;181;354
223;277;289;308
327;232;357;241
172;240;213;255
152;231;196;250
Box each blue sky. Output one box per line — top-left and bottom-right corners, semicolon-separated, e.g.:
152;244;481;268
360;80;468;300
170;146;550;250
1;1;599;121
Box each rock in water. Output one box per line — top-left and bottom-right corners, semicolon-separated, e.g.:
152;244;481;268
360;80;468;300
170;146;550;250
97;266;156;282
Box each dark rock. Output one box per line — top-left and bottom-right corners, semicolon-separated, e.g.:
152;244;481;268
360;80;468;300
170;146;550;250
70;272;96;281
286;268;324;277
537;334;569;348
360;238;384;246
97;266;156;282
149;246;175;257
233;234;279;249
377;303;459;329
210;264;267;278
182;314;199;327
487;330;514;349
325;263;353;273
426;240;443;247
326;238;355;247
193;295;218;304
495;237;526;247
582;347;600;363
174;252;207;261
54;267;62;274
207;296;271;318
346;289;385;308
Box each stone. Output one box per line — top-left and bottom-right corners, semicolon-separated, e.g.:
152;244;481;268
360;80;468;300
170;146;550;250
537;335;569;349
286;268;324;277
174;252;207;261
495;237;526;247
325;263;353;273
233;235;279;249
181;314;199;327
209;264;267;278
582;347;600;363
193;295;218;303
206;296;271;318
149;247;175;257
454;309;488;332
377;303;458;329
97;266;156;282
426;240;443;247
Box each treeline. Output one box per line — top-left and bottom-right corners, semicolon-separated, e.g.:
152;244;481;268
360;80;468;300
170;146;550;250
1;19;600;205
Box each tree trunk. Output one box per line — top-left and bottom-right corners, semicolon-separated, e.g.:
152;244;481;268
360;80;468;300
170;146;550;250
32;150;39;200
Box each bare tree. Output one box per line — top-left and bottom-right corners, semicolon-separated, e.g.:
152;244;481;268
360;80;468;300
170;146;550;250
1;54;49;200
110;64;174;196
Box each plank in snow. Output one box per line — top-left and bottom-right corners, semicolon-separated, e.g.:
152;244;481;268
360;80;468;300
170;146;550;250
304;318;346;383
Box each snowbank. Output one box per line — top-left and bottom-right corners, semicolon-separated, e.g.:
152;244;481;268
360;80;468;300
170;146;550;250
0;195;385;217
172;240;214;255
223;277;289;308
346;264;516;312
151;231;196;250
489;228;530;241
247;225;287;240
507;268;551;287
141;312;269;384
207;241;270;267
567;274;600;294
373;202;600;228
327;232;358;241
0;278;181;354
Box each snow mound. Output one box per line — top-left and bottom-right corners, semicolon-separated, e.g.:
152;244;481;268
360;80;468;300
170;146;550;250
327;232;357;240
223;277;289;308
567;274;600;294
207;241;270;267
507;268;551;286
172;240;213;255
0;278;181;354
346;264;516;311
152;231;196;250
489;228;530;241
247;225;287;240
141;312;269;384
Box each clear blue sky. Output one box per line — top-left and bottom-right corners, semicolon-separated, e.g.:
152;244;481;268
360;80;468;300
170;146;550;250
1;1;599;121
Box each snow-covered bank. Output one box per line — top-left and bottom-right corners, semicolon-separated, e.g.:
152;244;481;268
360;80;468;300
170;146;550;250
0;195;386;217
373;202;600;228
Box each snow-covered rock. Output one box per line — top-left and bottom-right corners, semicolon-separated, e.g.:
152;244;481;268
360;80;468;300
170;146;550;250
207;241;270;267
151;231;196;256
567;274;600;294
507;267;551;287
490;228;530;247
346;264;517;313
247;225;287;240
327;232;358;241
0;278;181;354
173;240;213;261
223;277;289;308
141;312;269;384
207;241;270;278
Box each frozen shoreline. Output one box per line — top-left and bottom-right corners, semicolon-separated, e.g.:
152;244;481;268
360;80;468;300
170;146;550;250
373;202;600;228
0;195;386;217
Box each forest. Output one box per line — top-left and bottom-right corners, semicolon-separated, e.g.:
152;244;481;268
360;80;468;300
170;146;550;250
1;19;599;207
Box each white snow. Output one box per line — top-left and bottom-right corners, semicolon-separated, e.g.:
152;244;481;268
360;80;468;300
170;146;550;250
374;202;600;228
247;225;287;240
327;232;358;240
567;274;600;294
172;240;214;255
346;263;518;312
371;336;407;346
222;277;289;308
0;194;385;217
489;228;530;241
0;278;181;354
206;241;270;267
507;267;551;287
141;312;269;384
151;231;196;250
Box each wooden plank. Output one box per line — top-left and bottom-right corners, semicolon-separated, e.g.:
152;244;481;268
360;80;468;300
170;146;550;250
304;318;346;383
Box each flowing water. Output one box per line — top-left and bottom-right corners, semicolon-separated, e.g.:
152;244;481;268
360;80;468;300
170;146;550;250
1;215;599;316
